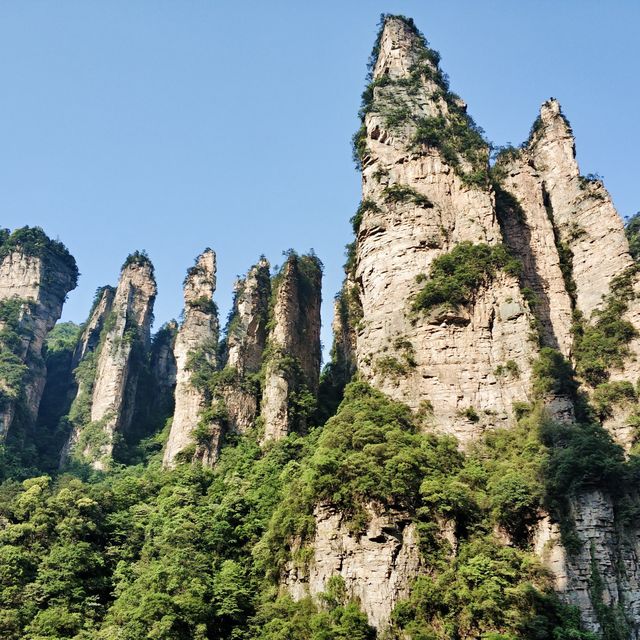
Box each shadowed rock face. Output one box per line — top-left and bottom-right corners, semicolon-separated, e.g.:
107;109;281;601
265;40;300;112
64;255;156;470
0;230;77;441
163;249;218;468
260;253;322;443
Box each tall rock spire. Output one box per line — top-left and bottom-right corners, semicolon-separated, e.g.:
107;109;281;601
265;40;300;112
529;99;634;317
63;252;156;469
260;252;322;442
352;15;538;442
0;227;78;443
163;249;218;467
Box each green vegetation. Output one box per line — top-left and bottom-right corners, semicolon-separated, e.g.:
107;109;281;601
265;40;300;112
350;198;380;234
573;267;638;386
495;360;520;379
625;212;640;262
0;226;78;289
412;242;521;313
122;249;154;274
382;184;433;208
352;14;490;187
0;297;33;413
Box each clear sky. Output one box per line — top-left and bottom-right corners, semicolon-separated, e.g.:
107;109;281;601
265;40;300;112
1;1;638;361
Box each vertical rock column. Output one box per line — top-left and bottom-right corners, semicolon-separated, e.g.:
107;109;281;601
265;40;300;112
0;228;78;440
65;254;156;469
220;258;271;434
353;16;538;442
163;249;218;467
260;253;322;442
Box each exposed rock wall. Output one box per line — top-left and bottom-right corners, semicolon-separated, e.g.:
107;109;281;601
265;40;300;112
260;254;322;442
353;17;538;443
219;259;271;435
0;231;77;440
163;249;218;467
283;503;422;630
65;255;156;469
534;491;640;638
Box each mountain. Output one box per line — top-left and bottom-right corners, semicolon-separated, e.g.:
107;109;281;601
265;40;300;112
1;13;639;640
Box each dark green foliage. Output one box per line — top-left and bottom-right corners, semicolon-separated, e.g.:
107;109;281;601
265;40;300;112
122;249;154;275
33;322;82;472
412;242;521;312
0;297;33;412
0;226;78;289
350;198;380;234
255;578;375;640
382;184;433;208
531;347;579;399
625;212;640;262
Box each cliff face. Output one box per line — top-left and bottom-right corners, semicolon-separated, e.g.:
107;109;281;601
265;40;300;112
163;249;218;467
65;254;156;469
260;253;322;442
0;228;78;442
351;17;538;443
284;16;640;636
284;503;422;630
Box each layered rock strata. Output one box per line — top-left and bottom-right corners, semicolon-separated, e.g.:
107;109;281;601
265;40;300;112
0;228;78;440
352;17;538;443
217;259;271;435
260;253;322;442
284;504;422;630
163;249;218;467
65;254;156;469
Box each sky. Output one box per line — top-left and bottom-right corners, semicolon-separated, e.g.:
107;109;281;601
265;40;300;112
0;1;638;362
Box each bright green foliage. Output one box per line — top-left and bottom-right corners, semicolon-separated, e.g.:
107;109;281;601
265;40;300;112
592;381;637;420
573;268;638;386
255;577;375;640
412;242;521;312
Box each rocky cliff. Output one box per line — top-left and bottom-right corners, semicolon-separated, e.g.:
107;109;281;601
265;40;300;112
260;253;322;442
0;227;78;444
163;249;218;467
64;252;156;469
282;15;640;636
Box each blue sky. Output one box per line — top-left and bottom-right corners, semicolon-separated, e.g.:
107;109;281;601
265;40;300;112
1;1;638;361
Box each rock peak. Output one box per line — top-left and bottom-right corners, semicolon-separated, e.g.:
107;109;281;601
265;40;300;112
372;15;430;81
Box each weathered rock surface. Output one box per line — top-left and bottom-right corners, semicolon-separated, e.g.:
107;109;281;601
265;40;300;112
66;254;156;469
261;254;322;442
353;17;538;443
72;286;115;367
283;503;422;630
497;157;574;356
163;249;218;467
226;259;270;376
0;231;77;440
535;491;640;638
218;259;271;435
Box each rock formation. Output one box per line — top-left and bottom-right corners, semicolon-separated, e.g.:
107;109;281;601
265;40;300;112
216;259;271;435
284;503;422;630
260;253;322;442
0;227;78;442
350;16;538;443
64;253;156;469
163;249;218;467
